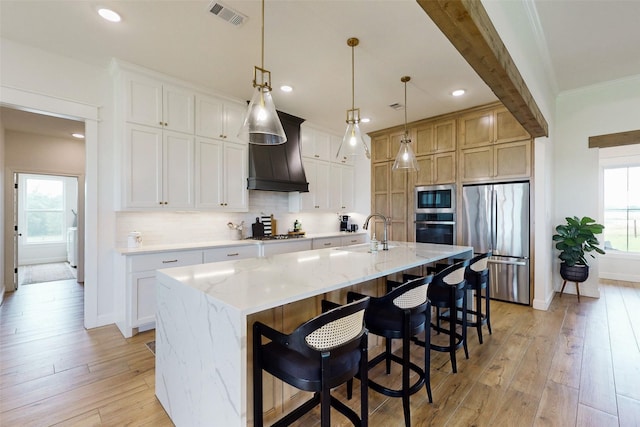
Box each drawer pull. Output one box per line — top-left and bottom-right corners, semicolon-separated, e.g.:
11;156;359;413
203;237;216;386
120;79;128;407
162;259;178;264
350;240;357;243
227;253;239;257
323;243;331;246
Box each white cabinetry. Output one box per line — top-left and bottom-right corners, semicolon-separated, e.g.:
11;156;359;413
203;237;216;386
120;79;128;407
301;125;331;161
124;124;194;208
329;163;355;211
203;245;259;262
195;138;248;211
262;239;312;257
195;94;245;143
292;126;355;213
117;250;203;338
312;236;343;249
300;159;330;210
124;73;195;134
341;234;367;246
331;135;354;165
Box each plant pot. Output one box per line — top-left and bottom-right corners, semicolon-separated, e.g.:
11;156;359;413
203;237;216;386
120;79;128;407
560;263;589;283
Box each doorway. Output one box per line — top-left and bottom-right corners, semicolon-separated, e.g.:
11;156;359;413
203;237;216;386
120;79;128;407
15;173;79;288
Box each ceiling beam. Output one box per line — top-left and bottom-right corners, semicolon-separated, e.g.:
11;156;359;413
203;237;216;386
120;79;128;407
589;129;640;148
417;0;549;138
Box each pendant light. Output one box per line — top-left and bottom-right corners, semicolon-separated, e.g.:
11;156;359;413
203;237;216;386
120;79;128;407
392;76;419;171
336;37;371;160
238;0;286;145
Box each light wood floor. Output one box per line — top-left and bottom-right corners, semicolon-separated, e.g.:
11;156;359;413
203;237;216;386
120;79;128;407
1;279;639;426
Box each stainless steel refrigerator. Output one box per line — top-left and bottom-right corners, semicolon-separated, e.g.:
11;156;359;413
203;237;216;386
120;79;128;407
461;182;530;305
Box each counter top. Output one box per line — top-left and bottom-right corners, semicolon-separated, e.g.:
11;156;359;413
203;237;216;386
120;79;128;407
116;231;367;254
156;241;472;316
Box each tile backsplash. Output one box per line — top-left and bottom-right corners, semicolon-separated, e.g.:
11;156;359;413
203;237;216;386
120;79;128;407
115;191;367;247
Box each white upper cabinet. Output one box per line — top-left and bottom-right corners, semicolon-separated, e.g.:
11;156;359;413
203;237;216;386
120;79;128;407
124;124;194;209
330;134;354;165
301;126;331;161
195;94;246;143
195;138;248;211
124;73;194;134
329;163;355;211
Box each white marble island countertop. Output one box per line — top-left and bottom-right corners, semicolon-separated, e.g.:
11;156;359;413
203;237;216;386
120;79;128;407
156;241;473;316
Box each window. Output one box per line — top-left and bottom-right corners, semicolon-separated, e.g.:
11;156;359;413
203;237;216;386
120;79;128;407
24;177;65;244
603;166;640;252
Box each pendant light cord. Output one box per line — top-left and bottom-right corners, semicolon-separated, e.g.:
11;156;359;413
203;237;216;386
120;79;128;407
351;43;355;111
261;0;265;71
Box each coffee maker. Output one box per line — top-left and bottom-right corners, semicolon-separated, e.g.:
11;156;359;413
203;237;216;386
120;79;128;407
339;215;349;232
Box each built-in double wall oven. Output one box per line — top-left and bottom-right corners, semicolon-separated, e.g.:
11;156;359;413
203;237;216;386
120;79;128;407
415;184;456;245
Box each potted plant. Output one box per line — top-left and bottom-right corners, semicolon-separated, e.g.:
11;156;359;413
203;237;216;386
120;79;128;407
552;216;605;282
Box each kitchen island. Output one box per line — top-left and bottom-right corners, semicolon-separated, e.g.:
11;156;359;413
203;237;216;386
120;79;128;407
155;241;472;426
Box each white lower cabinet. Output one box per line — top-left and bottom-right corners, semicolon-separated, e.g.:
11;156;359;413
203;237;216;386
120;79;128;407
203;245;259;262
341;234;367;246
262;239;313;257
117;250;203;338
312;236;343;249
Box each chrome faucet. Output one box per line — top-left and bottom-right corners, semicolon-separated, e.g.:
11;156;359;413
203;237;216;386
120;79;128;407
363;213;390;250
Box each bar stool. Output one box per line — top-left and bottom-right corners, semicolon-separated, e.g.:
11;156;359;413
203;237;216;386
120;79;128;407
416;260;470;373
253;297;370;427
464;252;492;343
347;275;432;427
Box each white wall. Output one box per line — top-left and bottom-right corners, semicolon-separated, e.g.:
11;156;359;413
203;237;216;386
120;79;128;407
0;115;5;302
482;0;558;309
555;75;640;294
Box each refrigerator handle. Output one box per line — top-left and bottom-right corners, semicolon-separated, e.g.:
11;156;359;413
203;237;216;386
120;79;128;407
492;188;497;251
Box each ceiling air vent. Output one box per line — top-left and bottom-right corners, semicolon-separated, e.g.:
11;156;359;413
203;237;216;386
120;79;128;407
389;103;404;111
208;1;247;27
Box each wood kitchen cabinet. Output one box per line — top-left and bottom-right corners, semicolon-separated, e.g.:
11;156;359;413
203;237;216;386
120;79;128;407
415;118;456;155
458;105;529;149
371;130;405;163
124;123;194;209
194;93;245;143
124;72;195;134
415;152;456;186
459;140;531;182
195;137;248;211
371;161;408;242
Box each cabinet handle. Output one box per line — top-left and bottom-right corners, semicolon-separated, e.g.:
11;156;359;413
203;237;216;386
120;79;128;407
227;253;239;257
159;201;163;205
159;121;163;126
164;122;168;126
324;243;331;246
162;259;178;264
314;154;319;158
220;134;224;138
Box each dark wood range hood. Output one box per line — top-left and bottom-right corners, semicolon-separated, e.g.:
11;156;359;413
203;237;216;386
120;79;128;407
247;111;309;192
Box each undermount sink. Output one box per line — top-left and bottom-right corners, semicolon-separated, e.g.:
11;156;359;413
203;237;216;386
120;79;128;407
335;243;398;253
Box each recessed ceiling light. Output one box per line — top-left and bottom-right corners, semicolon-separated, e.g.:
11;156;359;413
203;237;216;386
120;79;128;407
280;85;293;93
361;117;371;123
98;8;121;22
452;89;466;97
72;133;85;139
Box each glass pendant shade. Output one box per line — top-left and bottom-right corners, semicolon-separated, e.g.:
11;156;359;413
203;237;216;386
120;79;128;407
392;135;419;171
392;75;418;171
338;119;370;159
238;85;286;145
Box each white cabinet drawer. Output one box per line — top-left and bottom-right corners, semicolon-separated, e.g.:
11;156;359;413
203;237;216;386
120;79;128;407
262;239;313;257
129;250;203;272
312;237;343;249
203;245;259;263
341;234;367;246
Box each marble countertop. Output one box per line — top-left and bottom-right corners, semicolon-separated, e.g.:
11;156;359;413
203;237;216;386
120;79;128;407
116;231;367;255
156;241;472;316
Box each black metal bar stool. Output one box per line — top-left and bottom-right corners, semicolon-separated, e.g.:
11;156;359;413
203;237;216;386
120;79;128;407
347;275;432;427
415;259;470;373
253;297;370;427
